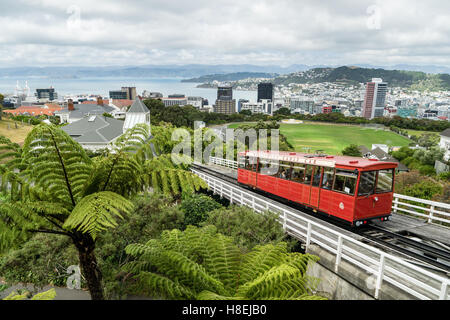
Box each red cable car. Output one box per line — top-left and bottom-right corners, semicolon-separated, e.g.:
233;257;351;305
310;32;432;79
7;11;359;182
237;150;398;226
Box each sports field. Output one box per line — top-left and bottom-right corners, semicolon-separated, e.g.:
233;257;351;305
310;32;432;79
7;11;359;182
228;122;412;155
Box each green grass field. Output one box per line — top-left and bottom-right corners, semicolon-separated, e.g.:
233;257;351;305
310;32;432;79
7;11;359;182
229;122;412;155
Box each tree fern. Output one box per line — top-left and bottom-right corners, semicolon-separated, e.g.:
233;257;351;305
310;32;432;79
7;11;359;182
123;226;325;300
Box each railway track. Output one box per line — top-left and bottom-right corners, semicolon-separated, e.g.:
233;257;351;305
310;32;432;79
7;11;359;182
355;226;450;274
191;163;450;275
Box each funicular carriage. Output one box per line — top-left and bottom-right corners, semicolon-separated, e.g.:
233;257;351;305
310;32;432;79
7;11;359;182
237;150;398;226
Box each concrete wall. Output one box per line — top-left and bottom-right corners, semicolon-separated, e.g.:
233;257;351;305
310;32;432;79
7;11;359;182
306;244;417;300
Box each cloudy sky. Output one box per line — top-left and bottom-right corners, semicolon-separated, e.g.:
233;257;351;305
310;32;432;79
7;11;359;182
0;0;449;67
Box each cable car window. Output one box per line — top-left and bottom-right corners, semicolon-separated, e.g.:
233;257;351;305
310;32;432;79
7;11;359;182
333;170;357;195
291;164;305;183
245;157;257;171
278;161;292;180
311;166;322;187
303;165;313;185
376;169;394;193
238;155;246;169
358;171;376;196
259;158;279;176
321;168;334;190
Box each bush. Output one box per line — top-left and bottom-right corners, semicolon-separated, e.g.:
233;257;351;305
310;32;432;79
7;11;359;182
438;171;450;182
0;192;185;299
402;180;443;200
0;233;79;288
419;165;436;176
180;193;222;227
201;206;296;252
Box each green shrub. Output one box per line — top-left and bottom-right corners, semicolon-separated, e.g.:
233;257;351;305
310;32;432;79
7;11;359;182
0;233;79;288
419;165;436;176
180;193;222;227
402;180;443;200
201;206;296;251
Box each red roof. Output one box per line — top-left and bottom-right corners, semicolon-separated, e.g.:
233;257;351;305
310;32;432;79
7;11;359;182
240;150;398;170
4;104;63;116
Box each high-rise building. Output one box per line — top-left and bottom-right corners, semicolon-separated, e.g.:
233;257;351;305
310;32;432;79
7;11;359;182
109;87;137;100
35;87;58;101
362;78;387;119
214;99;236;114
217;86;233;101
257;83;273;102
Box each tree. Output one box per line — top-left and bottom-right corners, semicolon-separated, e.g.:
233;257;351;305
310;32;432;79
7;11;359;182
123;225;324;300
274;107;291;116
341;144;362;157
0;123;206;299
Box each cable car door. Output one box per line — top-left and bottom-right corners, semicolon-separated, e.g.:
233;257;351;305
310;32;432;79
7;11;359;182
309;166;321;207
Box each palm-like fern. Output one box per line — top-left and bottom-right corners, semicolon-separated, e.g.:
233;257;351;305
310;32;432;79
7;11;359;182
124;226;325;300
0;123;207;299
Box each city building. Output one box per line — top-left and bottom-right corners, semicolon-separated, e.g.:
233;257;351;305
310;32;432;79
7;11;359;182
290;98;315;114
362;78;387;119
241;99;273;115
217;86;233;101
109;87;137;100
162;96;188;107
257;83;273;102
238;99;249;113
187;96;204;109
35;87;58;101
213;99;236;114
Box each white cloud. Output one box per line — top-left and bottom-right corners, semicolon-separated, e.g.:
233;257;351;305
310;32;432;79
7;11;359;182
0;0;449;67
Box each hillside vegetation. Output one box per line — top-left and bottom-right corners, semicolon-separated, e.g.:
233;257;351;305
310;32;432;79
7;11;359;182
273;66;450;90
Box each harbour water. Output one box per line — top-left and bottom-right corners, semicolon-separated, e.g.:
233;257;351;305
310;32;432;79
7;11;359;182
0;77;257;104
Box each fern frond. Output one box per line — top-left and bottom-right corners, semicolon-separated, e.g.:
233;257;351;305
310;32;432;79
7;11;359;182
63;191;134;239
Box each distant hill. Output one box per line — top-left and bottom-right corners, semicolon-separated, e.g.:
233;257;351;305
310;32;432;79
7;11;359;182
181;72;278;83
273;66;450;90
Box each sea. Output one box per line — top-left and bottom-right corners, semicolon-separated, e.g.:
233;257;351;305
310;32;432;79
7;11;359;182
0;77;257;104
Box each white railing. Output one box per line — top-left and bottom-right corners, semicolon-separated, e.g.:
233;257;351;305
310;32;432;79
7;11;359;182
208;156;450;226
209;156;238;169
393;193;450;226
192;168;450;300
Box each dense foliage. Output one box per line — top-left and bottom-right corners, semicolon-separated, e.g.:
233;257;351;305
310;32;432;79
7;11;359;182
0;123;206;299
341;144;362;157
180;193;223;227
123;225;323;300
201;206;296;252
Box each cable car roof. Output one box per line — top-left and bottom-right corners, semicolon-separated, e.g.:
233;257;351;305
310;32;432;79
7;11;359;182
240;150;398;169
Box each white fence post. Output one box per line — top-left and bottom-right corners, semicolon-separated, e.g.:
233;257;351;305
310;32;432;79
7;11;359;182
305;222;311;252
375;254;386;299
439;282;449;300
428;205;435;224
335;235;343;273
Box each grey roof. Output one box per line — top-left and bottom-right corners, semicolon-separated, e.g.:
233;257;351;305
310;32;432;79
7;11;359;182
358;145;371;155
127;98;148;113
61;115;124;144
55;104;115;120
440;128;450;138
370;147;391;160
